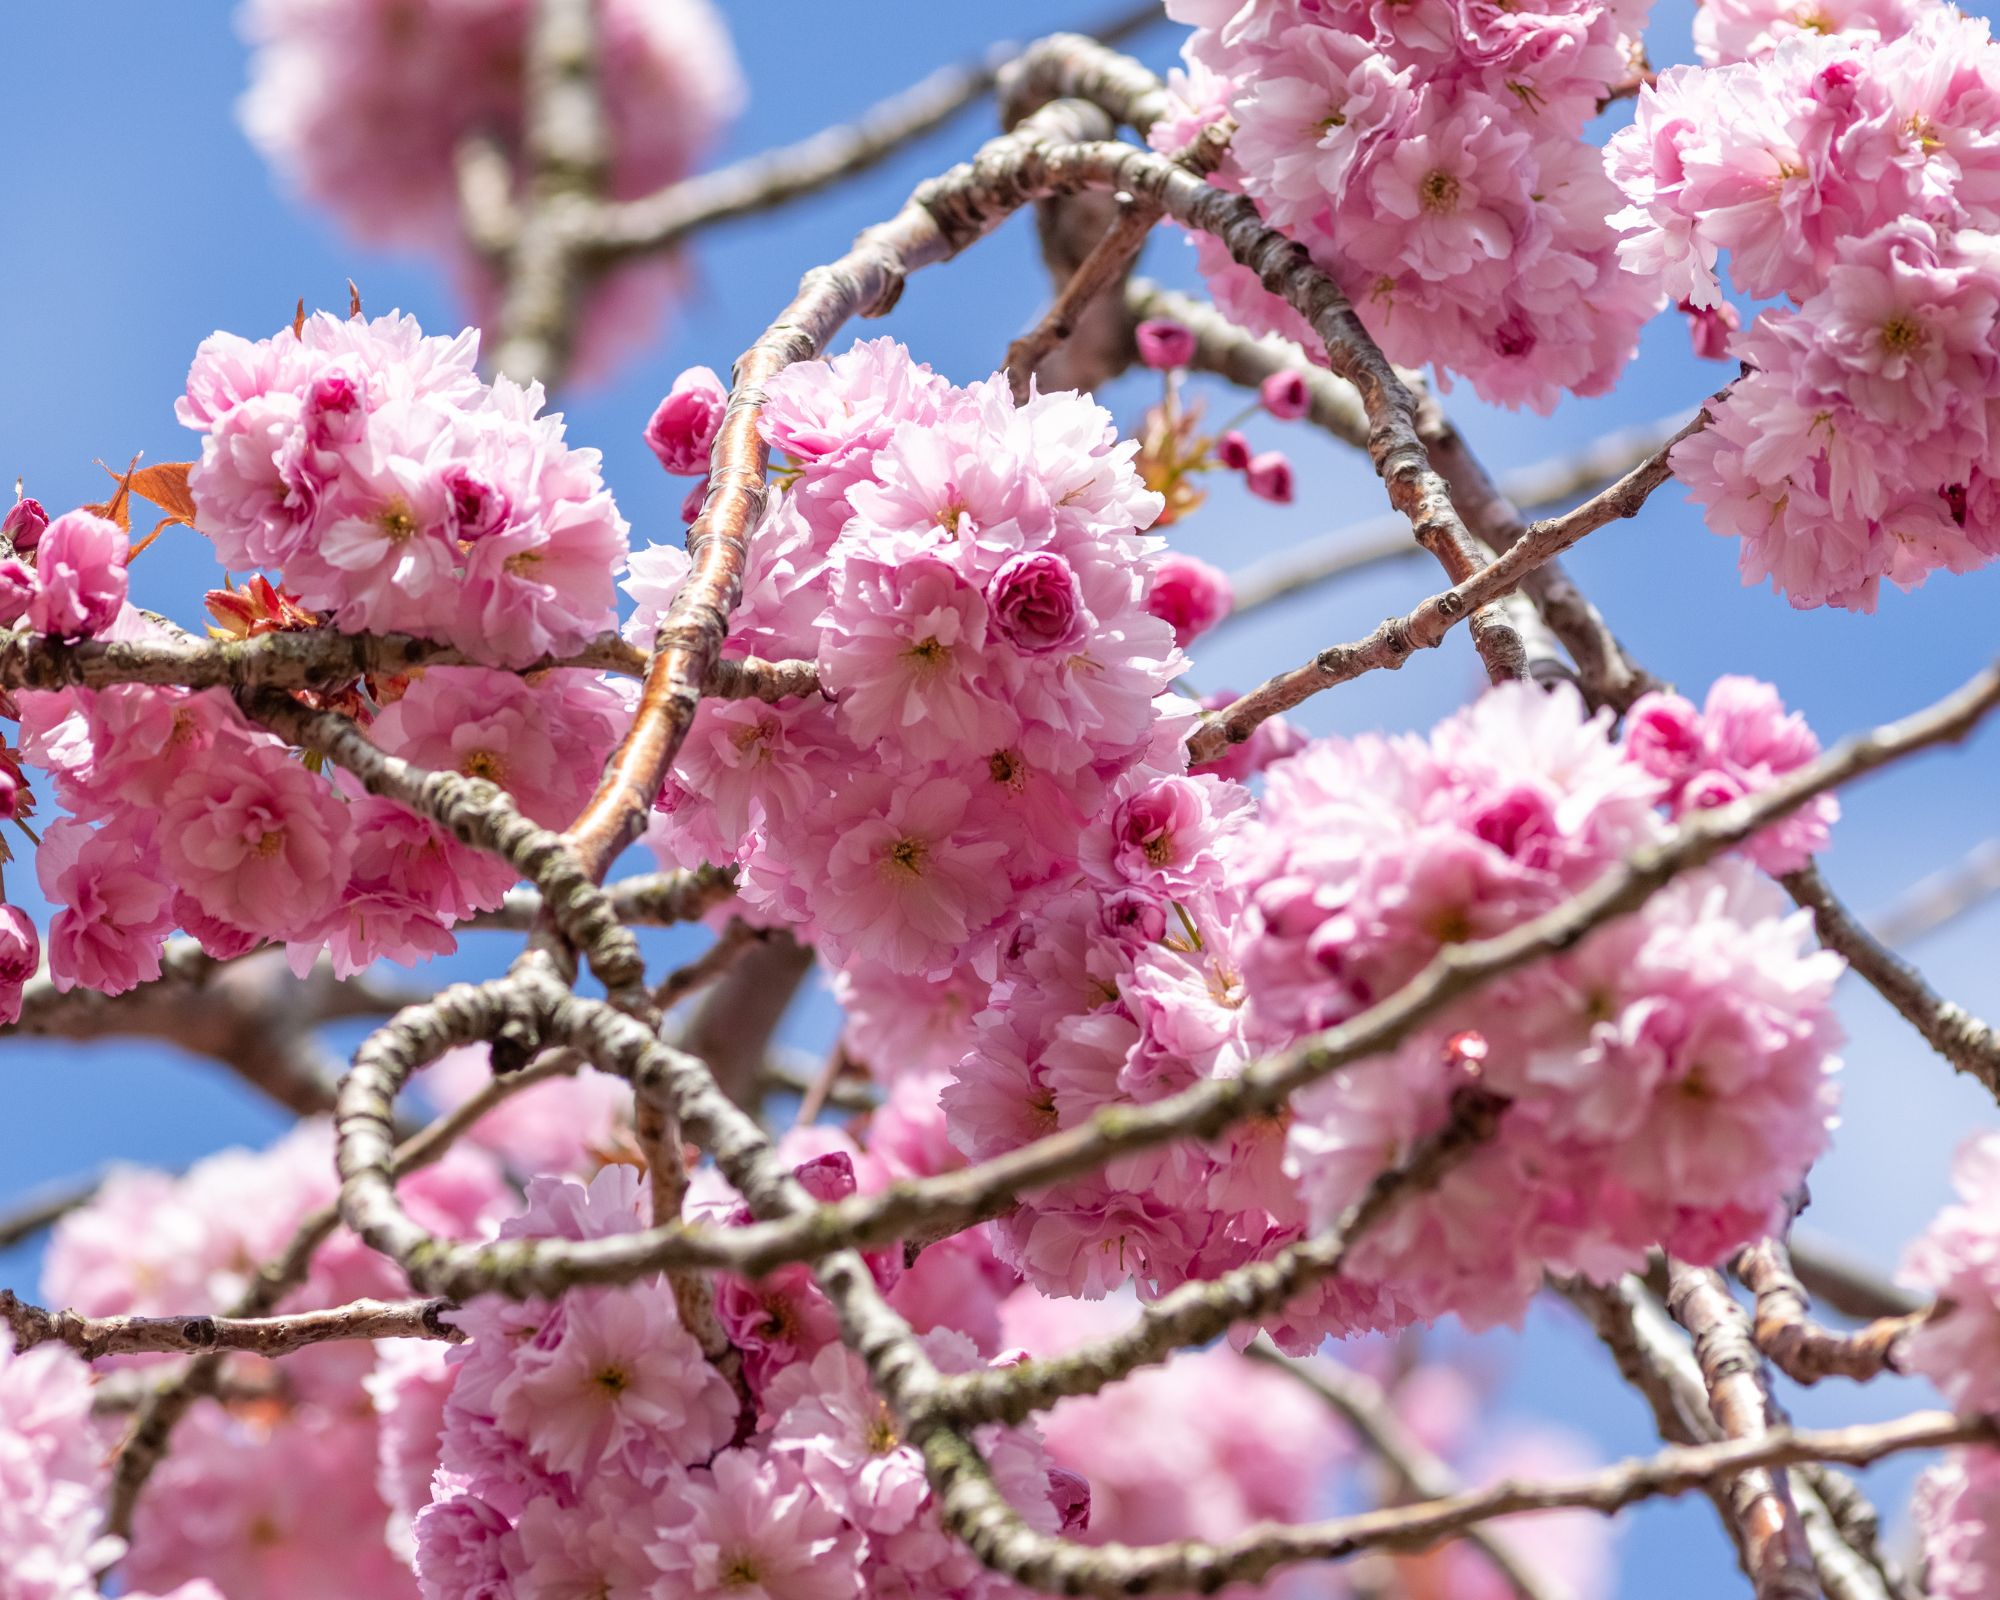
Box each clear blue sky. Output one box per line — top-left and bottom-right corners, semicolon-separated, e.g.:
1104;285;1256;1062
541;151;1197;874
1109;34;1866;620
2;3;1996;1594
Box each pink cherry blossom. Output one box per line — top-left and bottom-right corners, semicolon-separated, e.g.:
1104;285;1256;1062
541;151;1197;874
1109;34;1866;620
0;1331;115;1600
27;510;128;639
1902;1131;2000;1411
814;777;1012;976
768;1345;930;1534
37;814;176;995
1623;676;1839;875
490;1282;735;1482
1916;1447;2000;1600
645;364;729;474
648;1448;864;1600
159;731;354;940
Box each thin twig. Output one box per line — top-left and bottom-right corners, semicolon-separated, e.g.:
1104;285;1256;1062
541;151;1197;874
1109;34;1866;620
333;655;2000;1301
0;1173;104;1252
1784;861;2000;1103
1867;839;2000;949
1225;411;1699;619
1184;402;1708;764
588;3;1164;258
1245;1342;1563;1600
1787;1233;1928;1322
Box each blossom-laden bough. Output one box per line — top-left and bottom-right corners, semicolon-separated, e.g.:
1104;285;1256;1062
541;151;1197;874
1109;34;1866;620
7;3;2000;1599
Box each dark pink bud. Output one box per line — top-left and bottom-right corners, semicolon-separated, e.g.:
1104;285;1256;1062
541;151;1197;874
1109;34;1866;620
1679;298;1741;362
0;905;38;1024
1147;553;1233;647
1135;319;1197;370
1623;691;1703;783
1099;888;1170;944
1245;450;1294;504
791;1150;858;1205
1047;1467;1092;1534
680;479;708;525
1811;59;1862;109
2;497;48;553
987;551;1086;656
1685;769;1747;813
304;367;367;447
1259;370;1310;421
1215;430;1252;471
644;365;728;475
443;465;512;542
1471;786;1559;866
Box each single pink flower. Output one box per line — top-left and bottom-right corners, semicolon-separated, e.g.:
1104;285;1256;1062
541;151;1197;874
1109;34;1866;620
159;733;355;940
986;550;1087;656
644;364;729;474
28;511;129;639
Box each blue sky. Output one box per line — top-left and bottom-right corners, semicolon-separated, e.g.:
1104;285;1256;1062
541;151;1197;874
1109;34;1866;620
3;2;1997;1594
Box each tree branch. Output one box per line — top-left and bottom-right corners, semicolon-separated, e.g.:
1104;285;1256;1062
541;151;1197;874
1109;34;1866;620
1186;403;1708;764
1;1289;457;1361
1665;1263;1818;1600
1736;1238;1922;1386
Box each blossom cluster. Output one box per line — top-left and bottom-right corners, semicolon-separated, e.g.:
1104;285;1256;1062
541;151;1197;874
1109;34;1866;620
180;310;628;664
944;679;1844;1339
644;337;1189;997
1609;7;2000;608
38;1122;513;1600
0;1329;224;1600
14;613;629;990
1159;0;1664;411
238;0;742;381
409;1126;1071;1600
1;310;639;994
1918;1446;2000;1600
1622;675;1838;876
29;1055;637;1600
1692;0;1938;65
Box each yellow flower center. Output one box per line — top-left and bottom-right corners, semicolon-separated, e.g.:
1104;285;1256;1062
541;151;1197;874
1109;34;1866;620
885;836;929;877
1420;170;1461;212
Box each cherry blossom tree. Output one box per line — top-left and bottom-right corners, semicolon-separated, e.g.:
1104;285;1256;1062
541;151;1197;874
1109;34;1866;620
6;1;2000;1597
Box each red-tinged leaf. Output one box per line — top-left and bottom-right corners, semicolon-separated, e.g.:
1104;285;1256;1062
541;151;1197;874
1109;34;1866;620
129;514;181;559
292;297;306;339
84;453;144;534
125;461;197;524
348;279;363;319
